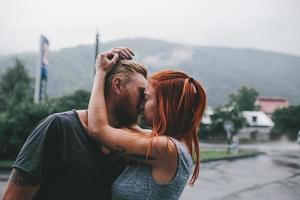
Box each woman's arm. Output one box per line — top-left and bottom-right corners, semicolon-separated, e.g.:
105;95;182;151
87;50;176;165
129;125;152;135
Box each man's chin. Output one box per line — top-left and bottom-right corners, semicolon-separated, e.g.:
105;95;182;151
115;111;138;127
114;96;139;127
118;117;137;127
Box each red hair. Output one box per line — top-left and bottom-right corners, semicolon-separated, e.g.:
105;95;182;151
148;69;207;185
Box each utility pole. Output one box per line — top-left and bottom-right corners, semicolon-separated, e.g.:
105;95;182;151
94;31;100;74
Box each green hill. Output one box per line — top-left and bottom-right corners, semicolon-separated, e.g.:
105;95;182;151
1;38;299;107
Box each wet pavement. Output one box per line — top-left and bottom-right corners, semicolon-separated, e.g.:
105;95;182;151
181;142;300;200
1;142;299;199
0;170;10;198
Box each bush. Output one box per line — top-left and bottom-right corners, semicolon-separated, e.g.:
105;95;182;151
0;102;51;159
0;58;92;159
272;105;300;140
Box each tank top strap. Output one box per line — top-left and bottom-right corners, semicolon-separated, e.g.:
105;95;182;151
167;137;193;173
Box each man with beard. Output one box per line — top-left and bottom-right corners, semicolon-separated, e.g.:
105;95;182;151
3;47;148;200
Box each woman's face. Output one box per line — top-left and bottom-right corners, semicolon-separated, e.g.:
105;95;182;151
143;83;157;126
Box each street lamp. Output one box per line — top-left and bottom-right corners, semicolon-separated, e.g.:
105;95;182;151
223;120;234;154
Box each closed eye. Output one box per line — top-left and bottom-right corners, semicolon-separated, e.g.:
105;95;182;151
139;91;145;101
137;88;145;106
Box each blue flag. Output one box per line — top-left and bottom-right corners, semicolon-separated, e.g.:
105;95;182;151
40;36;49;80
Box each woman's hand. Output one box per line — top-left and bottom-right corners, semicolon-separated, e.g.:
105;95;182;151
111;47;134;60
95;51;119;74
95;47;135;73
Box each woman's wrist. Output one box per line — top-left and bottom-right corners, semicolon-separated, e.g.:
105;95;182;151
95;70;108;78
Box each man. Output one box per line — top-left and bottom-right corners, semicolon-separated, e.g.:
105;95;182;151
3;47;148;200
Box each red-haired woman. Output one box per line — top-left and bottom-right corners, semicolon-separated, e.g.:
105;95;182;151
88;49;207;200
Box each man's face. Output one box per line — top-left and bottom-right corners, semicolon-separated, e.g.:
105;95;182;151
114;72;147;127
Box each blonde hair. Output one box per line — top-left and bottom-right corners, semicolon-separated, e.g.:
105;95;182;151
105;60;148;95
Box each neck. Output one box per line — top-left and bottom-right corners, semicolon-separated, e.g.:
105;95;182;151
77;106;119;131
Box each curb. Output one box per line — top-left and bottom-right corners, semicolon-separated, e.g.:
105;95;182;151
0;177;9;181
201;152;265;163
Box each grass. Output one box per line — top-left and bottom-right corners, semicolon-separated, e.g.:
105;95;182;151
202;139;259;144
200;149;259;161
0;160;14;168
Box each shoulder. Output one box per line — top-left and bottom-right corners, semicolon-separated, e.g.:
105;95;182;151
50;110;76;121
44;110;77;126
152;136;178;159
170;139;193;170
29;110;77;137
152;137;190;157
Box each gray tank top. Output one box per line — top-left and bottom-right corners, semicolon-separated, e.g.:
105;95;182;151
111;138;193;200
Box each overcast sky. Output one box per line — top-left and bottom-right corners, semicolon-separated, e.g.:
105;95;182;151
0;0;300;56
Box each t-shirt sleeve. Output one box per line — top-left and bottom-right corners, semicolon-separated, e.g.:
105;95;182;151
12;114;61;182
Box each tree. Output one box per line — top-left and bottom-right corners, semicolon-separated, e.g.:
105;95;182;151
228;86;259;111
203;86;258;140
208;106;245;140
0;59;39;158
0;102;51;159
0;58;93;159
0;88;91;159
272;105;300;140
48;90;90;112
0;58;33;112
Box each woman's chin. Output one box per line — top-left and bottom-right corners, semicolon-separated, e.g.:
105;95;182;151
144;118;152;127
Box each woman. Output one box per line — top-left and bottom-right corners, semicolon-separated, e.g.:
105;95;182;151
88;49;207;200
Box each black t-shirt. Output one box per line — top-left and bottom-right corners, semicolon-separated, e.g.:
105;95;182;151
13;110;126;200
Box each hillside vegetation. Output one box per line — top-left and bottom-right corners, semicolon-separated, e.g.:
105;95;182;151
1;38;299;107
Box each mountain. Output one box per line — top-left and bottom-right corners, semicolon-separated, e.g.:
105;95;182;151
0;38;300;107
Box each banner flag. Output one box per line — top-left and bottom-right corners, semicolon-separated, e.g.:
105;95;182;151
40;36;49;80
34;35;49;103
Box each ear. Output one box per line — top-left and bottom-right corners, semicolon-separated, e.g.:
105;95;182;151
111;77;124;95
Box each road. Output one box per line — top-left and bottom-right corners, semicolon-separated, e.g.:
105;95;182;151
0;170;9;198
1;142;299;199
181;142;300;200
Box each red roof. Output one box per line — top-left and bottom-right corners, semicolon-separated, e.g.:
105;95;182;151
256;97;289;114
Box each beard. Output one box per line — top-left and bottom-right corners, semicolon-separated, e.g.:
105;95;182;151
114;95;139;127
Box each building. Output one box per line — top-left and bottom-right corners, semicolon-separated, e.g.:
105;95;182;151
239;111;274;141
256;97;289;117
201;106;214;125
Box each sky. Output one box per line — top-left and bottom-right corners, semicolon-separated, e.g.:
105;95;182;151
0;0;300;56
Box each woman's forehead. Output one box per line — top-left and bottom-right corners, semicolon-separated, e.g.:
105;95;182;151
145;82;155;94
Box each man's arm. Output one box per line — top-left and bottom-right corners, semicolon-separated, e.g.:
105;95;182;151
2;168;40;200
